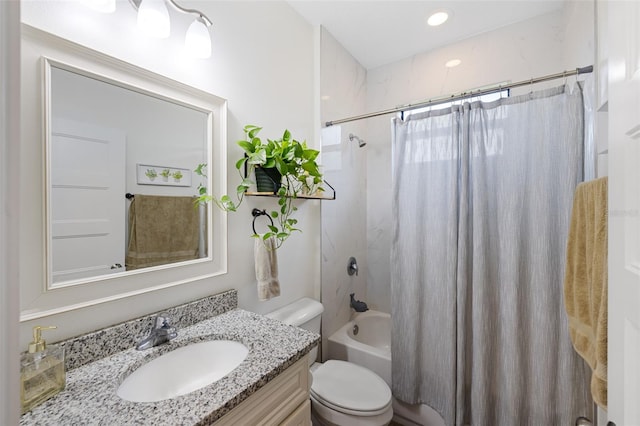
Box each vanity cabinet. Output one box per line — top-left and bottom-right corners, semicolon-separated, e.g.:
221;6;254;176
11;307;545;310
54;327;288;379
280;400;312;426
215;354;311;426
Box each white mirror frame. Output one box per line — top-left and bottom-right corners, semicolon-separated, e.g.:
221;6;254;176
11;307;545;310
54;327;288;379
20;25;228;321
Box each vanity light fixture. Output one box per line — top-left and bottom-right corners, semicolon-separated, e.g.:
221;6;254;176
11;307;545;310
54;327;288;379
137;0;170;38
185;16;212;58
129;0;213;58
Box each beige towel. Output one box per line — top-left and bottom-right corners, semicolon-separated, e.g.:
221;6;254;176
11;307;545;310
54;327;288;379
126;195;200;270
255;237;280;301
563;176;608;409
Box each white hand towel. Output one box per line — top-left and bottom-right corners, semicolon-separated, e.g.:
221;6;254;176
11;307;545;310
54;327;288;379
255;237;280;301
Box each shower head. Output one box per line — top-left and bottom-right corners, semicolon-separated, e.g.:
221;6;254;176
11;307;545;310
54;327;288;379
349;133;366;148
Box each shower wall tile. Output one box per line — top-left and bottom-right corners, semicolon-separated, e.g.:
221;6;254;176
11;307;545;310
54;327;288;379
320;28;367;361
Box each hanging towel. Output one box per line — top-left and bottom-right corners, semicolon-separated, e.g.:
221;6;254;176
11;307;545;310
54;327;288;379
255;237;280;301
563;176;608;409
126;195;200;270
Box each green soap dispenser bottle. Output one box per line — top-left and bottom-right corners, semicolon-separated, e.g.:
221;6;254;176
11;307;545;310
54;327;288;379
20;326;66;414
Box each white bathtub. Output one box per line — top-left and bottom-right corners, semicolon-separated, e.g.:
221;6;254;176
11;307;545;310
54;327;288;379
328;310;392;385
327;310;445;426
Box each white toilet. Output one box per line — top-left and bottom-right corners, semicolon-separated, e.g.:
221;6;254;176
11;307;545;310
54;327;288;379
266;298;393;426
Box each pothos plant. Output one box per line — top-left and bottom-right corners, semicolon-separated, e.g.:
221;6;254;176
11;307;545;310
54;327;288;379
196;125;324;249
194;163;212;205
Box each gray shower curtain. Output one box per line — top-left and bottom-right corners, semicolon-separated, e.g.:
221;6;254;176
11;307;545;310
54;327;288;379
391;84;593;425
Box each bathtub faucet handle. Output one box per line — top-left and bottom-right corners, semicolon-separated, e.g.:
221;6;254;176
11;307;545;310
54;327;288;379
350;293;369;312
347;257;359;276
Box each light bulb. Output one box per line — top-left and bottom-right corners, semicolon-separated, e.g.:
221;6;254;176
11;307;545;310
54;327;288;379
137;0;170;38
185;17;212;59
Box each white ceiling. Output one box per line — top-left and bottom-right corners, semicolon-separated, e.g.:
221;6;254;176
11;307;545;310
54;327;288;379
287;0;566;69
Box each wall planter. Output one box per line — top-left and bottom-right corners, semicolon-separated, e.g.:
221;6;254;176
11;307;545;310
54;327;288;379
211;125;333;248
254;166;282;193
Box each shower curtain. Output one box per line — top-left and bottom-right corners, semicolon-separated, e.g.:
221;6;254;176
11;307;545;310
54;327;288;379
391;84;593;425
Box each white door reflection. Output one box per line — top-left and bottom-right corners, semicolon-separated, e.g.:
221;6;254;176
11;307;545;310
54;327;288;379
51;118;126;283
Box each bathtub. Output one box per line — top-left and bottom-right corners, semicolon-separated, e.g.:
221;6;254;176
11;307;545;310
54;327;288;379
328;310;392;384
327;310;445;426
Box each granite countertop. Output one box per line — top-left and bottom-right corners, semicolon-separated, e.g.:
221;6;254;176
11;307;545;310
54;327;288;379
20;308;319;425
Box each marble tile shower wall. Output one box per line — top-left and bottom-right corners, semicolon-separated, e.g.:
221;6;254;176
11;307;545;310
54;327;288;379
57;289;237;371
320;28;368;360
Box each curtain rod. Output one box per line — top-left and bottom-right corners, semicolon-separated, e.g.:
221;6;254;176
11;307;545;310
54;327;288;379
325;65;593;127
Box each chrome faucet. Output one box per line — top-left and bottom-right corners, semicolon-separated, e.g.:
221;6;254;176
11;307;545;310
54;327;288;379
347;257;359;276
136;313;178;351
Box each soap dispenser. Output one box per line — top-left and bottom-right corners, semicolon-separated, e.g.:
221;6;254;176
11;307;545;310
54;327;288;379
20;326;65;414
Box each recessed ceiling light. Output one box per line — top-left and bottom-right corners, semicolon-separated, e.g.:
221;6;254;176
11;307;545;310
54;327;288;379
445;59;462;68
427;10;449;27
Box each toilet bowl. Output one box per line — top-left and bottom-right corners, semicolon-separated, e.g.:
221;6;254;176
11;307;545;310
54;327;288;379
265;298;393;426
309;360;393;426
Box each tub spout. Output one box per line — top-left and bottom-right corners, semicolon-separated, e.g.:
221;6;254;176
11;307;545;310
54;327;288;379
350;293;369;312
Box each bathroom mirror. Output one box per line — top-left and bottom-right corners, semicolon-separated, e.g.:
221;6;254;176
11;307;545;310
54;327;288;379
48;62;210;286
20;25;228;320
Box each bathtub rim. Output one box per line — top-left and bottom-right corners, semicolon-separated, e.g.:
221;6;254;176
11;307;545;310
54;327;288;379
328;309;391;361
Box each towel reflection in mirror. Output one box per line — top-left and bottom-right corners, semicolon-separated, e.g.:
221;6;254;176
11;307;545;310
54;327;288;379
125;195;206;270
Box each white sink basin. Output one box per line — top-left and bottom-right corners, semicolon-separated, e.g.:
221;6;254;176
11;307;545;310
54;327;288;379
117;340;249;402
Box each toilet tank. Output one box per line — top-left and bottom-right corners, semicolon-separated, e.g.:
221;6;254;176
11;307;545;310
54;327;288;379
266;298;323;364
265;297;324;333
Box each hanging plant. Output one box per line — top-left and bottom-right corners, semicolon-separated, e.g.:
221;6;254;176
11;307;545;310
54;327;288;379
194;163;212;205
211;124;324;248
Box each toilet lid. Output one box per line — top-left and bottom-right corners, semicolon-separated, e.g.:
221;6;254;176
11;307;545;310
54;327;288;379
310;360;392;414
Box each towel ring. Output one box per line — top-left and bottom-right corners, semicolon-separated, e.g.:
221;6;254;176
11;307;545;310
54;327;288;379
252;208;274;234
